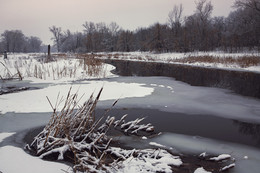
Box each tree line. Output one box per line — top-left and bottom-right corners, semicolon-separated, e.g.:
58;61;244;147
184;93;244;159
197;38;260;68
0;30;43;53
1;0;259;53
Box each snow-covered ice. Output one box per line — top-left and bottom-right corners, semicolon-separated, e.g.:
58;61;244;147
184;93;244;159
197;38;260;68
0;80;154;114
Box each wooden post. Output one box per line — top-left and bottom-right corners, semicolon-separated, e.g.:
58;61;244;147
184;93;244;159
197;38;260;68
4;51;7;59
48;45;50;56
47;45;51;61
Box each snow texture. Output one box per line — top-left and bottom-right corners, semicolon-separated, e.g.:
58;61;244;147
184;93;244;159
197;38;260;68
0;146;71;173
118;149;182;173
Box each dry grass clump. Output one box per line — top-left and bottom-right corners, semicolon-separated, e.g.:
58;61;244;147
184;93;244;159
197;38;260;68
169;55;260;68
76;54;106;77
236;56;260;68
26;88;157;172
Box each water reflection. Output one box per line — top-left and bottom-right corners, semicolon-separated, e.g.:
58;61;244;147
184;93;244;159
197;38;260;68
233;120;260;146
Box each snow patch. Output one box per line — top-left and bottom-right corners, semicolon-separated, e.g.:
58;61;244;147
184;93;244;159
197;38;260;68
194;167;212;173
210;154;231;161
142;136;148;140
220;163;236;171
149;142;166;148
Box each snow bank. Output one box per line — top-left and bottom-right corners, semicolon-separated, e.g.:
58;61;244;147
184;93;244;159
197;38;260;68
0;146;71;173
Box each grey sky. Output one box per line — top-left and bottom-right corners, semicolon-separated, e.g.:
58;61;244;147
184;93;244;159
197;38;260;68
0;0;235;45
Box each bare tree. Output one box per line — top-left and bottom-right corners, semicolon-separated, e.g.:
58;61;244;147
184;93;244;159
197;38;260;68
168;4;183;30
82;21;96;34
1;30;26;53
195;0;214;50
117;30;133;52
109;22;120;36
167;4;184;51
49;26;62;52
234;0;260;14
27;36;42;52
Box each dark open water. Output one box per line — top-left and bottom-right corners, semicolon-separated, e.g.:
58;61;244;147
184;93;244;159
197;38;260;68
96;108;260;149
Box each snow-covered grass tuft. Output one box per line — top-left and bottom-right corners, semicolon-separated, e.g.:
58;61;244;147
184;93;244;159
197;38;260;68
26;88;178;173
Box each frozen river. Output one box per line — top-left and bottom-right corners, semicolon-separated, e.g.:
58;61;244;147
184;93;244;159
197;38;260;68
1;76;260;173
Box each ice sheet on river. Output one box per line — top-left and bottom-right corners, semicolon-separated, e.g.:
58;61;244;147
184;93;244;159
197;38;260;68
98;77;260;124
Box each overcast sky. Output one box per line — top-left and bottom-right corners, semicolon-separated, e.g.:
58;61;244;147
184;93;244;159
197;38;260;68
0;0;235;45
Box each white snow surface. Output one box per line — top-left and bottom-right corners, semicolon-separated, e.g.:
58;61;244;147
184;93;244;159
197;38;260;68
0;146;72;173
0;132;15;143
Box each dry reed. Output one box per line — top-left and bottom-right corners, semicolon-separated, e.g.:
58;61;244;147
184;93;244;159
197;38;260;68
26;88;156;172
